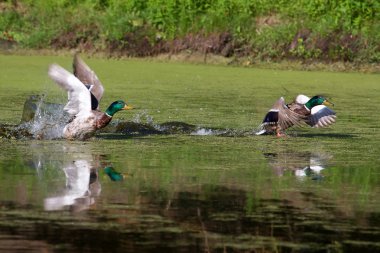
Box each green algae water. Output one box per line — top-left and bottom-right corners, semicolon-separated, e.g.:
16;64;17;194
0;55;379;252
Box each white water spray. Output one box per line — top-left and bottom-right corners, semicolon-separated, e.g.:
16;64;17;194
17;95;71;139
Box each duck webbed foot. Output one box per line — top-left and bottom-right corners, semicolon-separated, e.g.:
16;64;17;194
276;128;287;138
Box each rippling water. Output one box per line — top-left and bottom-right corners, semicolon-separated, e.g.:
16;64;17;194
0;137;379;253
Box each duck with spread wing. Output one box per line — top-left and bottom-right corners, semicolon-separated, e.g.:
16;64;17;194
48;55;133;140
256;94;336;137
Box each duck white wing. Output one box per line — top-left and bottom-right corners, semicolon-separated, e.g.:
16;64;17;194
48;64;92;117
307;105;336;128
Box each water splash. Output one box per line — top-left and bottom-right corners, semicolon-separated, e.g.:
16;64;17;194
190;127;235;136
1;96;257;139
15;95;70;139
132;110;155;126
190;128;215;136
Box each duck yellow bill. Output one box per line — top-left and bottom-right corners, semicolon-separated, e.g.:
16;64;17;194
123;105;133;110
323;100;334;106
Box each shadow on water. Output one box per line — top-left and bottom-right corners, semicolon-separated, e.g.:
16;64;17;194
295;133;357;138
99;120;253;139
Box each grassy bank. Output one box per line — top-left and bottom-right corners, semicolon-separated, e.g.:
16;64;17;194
0;0;379;64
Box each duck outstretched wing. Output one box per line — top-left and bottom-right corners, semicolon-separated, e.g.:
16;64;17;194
260;97;306;130
307;105;336;128
73;54;104;109
48;64;92;117
275;97;306;130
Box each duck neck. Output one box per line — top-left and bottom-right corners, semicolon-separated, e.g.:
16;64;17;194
105;109;113;117
105;104;118;117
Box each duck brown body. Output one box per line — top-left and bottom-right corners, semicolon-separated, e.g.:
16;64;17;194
287;102;310;116
64;111;113;140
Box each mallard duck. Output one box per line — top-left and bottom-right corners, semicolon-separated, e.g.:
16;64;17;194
48;55;133;140
256;94;336;137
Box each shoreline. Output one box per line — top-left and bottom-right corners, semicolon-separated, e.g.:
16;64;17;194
1;48;379;74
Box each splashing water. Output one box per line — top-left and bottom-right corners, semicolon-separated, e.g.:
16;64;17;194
16;95;71;139
3;96;256;139
132;110;155;126
190;128;215;136
190;127;231;136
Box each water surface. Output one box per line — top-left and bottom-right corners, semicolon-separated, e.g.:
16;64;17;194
1;136;379;253
0;55;379;252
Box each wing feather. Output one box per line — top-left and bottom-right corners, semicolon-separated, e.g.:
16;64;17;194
307;105;336;128
273;97;306;130
73;54;104;106
48;64;92;117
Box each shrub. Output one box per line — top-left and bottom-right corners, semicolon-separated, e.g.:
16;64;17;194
0;0;378;63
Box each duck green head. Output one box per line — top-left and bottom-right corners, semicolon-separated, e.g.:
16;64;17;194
305;96;334;110
105;100;133;116
104;166;125;181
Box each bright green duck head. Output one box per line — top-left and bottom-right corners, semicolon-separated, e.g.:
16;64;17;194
104;166;125;181
105;100;133;116
305;96;334;110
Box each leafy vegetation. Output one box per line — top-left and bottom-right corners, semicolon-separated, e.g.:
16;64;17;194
0;0;379;63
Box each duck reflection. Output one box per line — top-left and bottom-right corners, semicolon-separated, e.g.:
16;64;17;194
45;163;125;212
264;151;332;180
25;143;125;212
44;160;100;211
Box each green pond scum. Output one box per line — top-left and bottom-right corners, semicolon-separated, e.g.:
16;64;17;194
0;55;379;252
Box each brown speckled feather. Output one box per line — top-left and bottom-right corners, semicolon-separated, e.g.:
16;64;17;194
273;97;306;130
94;111;112;129
286;101;311;116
